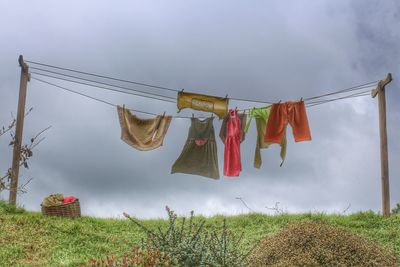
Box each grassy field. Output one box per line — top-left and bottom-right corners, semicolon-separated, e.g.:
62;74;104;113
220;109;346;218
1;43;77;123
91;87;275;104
1;201;400;266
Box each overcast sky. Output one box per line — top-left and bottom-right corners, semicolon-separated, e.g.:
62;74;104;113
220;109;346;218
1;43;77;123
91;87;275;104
0;1;399;218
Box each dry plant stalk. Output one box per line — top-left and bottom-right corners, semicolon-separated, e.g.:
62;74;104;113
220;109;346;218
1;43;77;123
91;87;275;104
0;108;50;194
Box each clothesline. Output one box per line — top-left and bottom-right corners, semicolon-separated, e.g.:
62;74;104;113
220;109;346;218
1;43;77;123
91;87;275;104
31;71;176;103
31;72;375;111
31;70;376;110
306;91;371;107
31;76;375;118
26;59;379;105
27;60;180;93
30;69;177;103
31;77;158;116
29;70;377;109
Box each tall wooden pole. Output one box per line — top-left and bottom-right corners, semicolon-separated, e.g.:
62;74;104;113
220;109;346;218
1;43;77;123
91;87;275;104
8;55;30;205
371;73;392;217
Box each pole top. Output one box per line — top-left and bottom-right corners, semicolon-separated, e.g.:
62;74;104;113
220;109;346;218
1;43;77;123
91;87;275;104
18;55;29;73
381;73;392;87
371;73;392;98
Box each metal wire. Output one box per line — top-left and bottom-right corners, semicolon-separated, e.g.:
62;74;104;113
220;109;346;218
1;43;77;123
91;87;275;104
30;72;176;104
31;77;159;116
27;60;179;92
27;59;379;105
30;67;177;102
303;81;377;101
307;92;371;107
31;75;375;118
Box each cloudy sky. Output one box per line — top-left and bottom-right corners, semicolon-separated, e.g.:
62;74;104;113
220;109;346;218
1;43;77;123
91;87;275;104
0;1;399;218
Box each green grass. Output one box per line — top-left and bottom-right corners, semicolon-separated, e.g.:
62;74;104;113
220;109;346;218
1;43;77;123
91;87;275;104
1;200;400;266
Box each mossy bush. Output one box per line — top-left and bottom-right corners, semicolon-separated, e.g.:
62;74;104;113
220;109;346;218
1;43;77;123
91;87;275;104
249;221;398;267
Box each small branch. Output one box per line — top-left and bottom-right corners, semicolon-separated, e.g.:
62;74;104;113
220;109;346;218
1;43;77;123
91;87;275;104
30;136;46;150
0;108;33;138
123;212;156;237
342;203;351;214
0;120;16;138
0;176;33;194
31;125;52;142
17;177;33;194
0;123;51;194
235;197;254;212
265;202;284;215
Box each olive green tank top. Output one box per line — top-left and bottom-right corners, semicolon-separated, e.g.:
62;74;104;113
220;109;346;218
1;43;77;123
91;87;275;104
171;117;220;179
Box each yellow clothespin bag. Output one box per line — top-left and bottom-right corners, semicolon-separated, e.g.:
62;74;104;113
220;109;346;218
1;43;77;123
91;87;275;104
177;91;229;119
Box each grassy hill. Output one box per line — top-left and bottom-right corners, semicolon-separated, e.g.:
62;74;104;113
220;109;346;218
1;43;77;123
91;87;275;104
1;201;400;266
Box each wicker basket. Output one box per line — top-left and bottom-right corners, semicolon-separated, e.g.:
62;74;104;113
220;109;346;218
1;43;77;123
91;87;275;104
41;198;81;218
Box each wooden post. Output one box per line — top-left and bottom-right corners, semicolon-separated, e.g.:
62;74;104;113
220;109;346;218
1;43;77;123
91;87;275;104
8;55;30;205
371;73;392;217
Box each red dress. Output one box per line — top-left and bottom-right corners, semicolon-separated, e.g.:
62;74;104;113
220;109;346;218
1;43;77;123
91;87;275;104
224;109;242;176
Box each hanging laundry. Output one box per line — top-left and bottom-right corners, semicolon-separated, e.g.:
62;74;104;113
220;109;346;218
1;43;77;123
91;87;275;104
244;106;287;168
264;100;311;144
117;106;172;151
219;112;247;143
171;117;219;179
177;91;229;119
222;109;243;177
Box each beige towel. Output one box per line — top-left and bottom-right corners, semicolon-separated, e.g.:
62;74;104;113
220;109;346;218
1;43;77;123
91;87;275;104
117;106;172;151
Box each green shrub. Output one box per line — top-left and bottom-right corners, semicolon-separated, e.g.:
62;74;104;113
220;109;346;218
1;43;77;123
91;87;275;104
207;219;249;266
249;220;398;267
124;206;249;267
392;203;400;215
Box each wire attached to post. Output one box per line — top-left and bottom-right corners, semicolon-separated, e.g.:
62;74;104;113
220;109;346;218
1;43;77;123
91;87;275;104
30;75;377;118
26;59;379;105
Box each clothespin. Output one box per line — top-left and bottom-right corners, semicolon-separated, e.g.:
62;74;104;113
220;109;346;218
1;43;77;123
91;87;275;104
232;107;238;118
278;100;282;103
300;97;303;102
162;111;166;117
225;94;228;99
